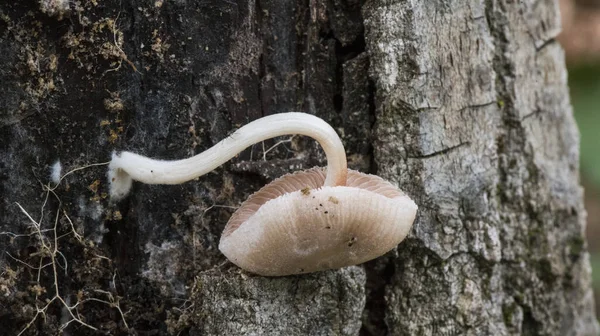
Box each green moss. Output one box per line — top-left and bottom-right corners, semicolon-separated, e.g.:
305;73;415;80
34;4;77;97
568;236;585;258
502;302;518;326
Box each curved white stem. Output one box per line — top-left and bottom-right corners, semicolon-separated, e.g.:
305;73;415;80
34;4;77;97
108;112;347;200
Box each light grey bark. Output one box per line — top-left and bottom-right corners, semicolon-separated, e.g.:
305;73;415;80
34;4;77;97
364;0;599;335
167;267;365;335
0;0;597;335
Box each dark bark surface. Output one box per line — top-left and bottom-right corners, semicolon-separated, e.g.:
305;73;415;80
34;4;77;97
0;0;596;335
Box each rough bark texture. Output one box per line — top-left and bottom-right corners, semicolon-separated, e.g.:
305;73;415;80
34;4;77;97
364;1;599;335
0;0;596;335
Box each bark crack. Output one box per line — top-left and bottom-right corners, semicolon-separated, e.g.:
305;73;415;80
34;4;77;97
521;108;545;121
457;101;497;113
535;37;556;52
408;142;471;159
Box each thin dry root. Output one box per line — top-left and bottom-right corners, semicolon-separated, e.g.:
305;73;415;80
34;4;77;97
1;161;128;334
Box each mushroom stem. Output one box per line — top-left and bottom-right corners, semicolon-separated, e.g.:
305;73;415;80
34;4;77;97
108;112;347;200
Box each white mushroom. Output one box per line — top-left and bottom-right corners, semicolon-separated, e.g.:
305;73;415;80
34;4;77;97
108;112;417;276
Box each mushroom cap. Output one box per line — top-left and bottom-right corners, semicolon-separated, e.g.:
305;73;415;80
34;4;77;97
218;168;417;276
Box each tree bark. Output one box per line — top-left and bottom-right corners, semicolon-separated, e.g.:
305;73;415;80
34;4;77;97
0;0;597;335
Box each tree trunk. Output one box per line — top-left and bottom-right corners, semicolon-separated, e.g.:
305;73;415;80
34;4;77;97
0;0;597;335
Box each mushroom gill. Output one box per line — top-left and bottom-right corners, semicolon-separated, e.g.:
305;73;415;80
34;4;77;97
219;168;416;276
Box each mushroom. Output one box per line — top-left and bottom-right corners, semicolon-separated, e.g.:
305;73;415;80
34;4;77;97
108;112;417;276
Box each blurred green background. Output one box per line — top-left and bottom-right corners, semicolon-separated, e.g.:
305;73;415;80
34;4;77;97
571;66;600;189
570;65;600;315
558;0;600;316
